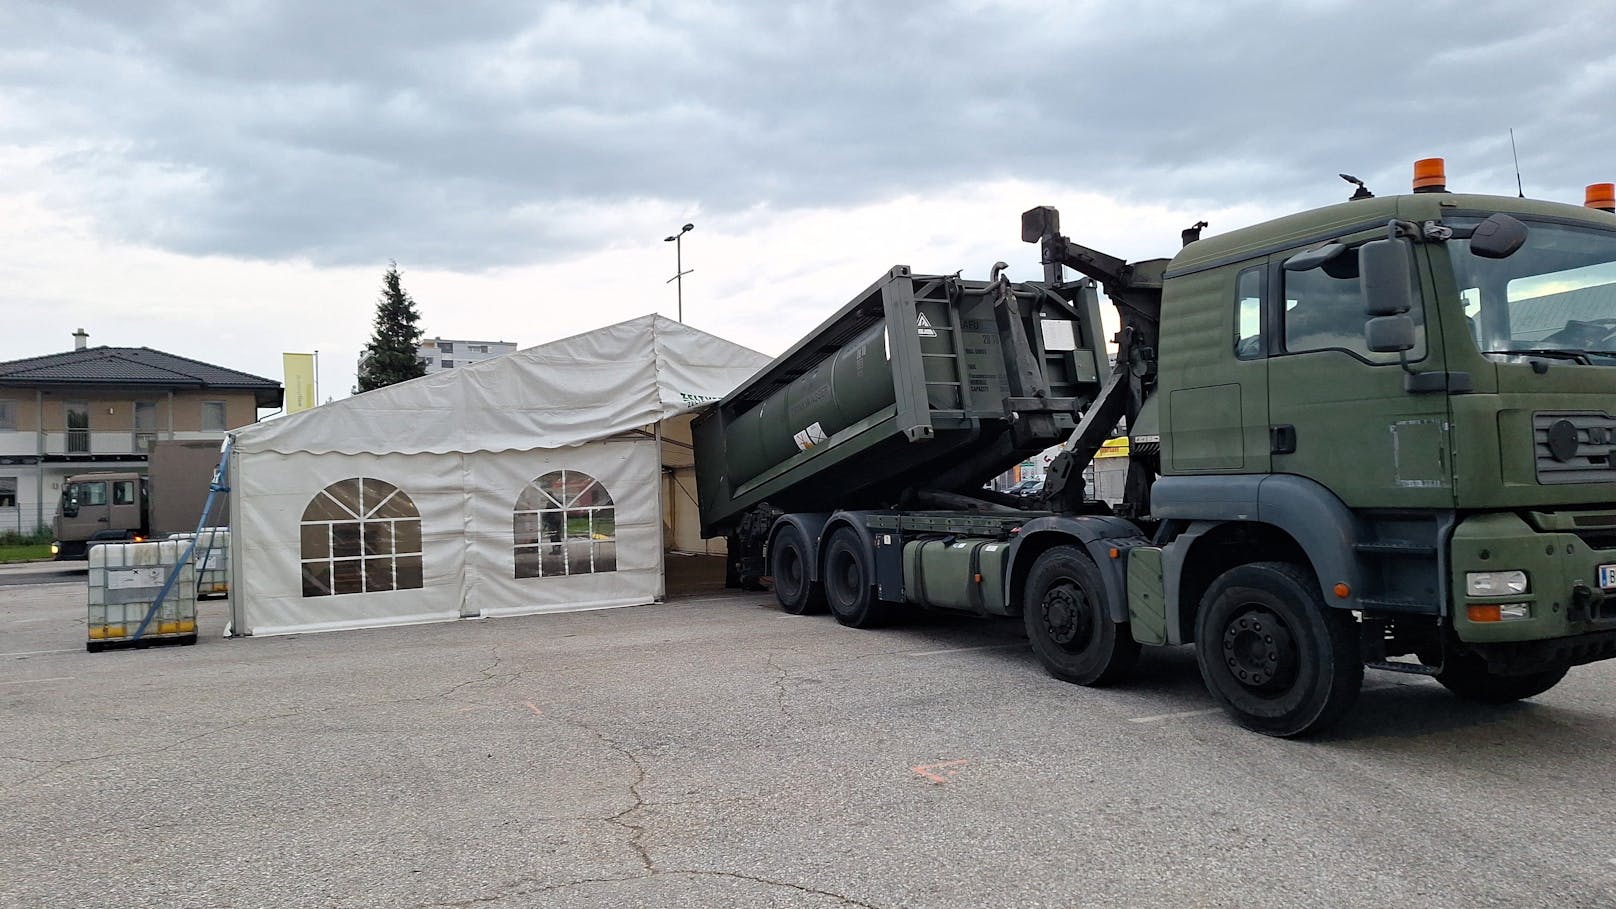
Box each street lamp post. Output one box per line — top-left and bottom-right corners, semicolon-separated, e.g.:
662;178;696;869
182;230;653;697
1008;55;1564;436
664;222;694;322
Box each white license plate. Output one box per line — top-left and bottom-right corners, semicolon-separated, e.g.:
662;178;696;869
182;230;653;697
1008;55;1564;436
1600;564;1616;590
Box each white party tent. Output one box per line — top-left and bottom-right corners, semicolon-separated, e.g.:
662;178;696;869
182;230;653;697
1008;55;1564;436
226;314;770;637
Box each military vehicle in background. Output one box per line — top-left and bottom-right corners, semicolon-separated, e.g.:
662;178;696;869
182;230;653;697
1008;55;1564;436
52;439;225;560
694;161;1616;736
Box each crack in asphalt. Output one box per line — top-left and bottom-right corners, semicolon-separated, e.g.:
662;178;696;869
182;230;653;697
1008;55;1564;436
766;650;796;722
409;705;889;909
591;731;654;874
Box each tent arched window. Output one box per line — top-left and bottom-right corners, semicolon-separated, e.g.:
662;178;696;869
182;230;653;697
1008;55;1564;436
514;470;616;579
300;478;423;597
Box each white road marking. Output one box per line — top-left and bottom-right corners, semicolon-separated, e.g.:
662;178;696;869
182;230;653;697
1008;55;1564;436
0;649;80;657
0;676;76;686
907;643;1025;657
1128;707;1224;724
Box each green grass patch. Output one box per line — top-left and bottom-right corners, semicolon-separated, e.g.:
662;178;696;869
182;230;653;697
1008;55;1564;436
0;529;55;563
0;543;52;564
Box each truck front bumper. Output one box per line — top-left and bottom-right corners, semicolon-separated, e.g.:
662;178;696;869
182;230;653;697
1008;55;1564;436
1450;512;1616;647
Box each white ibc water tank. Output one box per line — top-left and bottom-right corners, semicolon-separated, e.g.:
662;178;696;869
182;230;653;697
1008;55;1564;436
168;527;230;598
87;540;197;651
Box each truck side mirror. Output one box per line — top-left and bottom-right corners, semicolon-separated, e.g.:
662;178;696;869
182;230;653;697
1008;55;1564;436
1365;315;1416;353
1359;238;1414;316
63;500;79;518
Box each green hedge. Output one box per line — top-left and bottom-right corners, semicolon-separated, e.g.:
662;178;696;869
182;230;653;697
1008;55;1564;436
0;528;54;547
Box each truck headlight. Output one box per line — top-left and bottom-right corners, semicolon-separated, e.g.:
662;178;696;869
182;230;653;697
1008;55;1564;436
1465;570;1529;596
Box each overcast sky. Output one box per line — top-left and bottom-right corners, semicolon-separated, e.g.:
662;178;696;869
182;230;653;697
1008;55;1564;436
3;0;1613;404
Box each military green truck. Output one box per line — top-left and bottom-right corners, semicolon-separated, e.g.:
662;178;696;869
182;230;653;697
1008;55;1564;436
694;161;1616;736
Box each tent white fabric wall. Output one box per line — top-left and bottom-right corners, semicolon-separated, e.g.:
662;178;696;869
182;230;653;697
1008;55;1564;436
228;315;769;637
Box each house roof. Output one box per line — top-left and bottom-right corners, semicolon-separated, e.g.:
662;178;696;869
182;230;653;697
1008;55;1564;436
0;346;284;408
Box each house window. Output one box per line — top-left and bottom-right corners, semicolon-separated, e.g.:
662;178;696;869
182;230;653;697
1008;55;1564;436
201;401;227;432
300;478;423;597
134;401;158;451
0;400;15;431
66;402;89;454
441;359;455;368
514;470;616;579
469;344;488;354
0;477;15;508
439;342;454;354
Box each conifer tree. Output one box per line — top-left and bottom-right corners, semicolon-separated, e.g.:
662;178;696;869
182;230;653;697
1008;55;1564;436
357;261;427;391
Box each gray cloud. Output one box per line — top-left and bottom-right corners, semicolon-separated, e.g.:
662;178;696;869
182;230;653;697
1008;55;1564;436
3;0;1612;269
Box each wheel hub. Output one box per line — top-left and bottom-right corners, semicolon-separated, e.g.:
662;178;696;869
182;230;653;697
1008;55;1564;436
1221;608;1295;689
1041;585;1092;648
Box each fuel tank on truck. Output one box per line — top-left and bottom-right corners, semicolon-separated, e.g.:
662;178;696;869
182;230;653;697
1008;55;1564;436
693;265;1108;536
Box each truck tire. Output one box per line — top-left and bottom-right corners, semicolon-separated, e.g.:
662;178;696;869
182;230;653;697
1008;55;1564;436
1023;546;1138;686
1435;652;1569;703
1195;561;1362;738
823;526;886;628
770;526;825;615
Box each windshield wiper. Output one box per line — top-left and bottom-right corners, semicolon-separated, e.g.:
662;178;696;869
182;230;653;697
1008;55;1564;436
1481;348;1592;364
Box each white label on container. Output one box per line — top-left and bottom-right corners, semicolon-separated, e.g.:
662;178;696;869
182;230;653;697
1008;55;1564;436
792;422;828;452
916;313;938;337
107;566;166;590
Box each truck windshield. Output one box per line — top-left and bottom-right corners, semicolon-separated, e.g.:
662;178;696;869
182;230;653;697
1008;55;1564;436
65;481;107;506
1448;218;1616;363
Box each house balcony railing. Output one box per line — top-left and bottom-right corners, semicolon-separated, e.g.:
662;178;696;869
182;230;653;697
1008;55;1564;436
41;432;144;457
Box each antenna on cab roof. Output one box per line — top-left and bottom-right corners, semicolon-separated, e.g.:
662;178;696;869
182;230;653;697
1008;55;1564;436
1510;128;1525;198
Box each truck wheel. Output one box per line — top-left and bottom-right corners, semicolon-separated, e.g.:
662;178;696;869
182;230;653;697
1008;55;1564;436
1195;562;1362;738
1023;546;1138;686
1435;652;1569;703
770;526;825;615
823;527;885;628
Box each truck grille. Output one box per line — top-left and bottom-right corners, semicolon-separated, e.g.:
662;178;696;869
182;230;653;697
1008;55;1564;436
1534;411;1616;485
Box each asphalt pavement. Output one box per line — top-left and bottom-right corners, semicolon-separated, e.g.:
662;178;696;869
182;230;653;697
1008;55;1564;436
0;559;85;587
3;563;1615;908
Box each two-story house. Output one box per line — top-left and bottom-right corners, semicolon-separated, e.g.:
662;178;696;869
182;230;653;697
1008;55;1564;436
0;331;283;534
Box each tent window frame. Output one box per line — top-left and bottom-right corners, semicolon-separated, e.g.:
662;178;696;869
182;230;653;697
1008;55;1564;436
514;469;617;579
299;477;423;597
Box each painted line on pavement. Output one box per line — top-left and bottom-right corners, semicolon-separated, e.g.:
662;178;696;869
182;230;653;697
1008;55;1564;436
0;676;76;687
0;649;80;657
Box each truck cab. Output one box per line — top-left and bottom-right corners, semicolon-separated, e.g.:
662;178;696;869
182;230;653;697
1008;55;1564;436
52;472;149;559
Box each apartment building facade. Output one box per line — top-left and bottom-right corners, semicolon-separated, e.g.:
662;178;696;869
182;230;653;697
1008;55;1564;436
0;333;282;534
417;337;518;373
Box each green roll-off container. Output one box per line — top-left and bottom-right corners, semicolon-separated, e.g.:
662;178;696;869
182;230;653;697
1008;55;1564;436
694;265;1107;537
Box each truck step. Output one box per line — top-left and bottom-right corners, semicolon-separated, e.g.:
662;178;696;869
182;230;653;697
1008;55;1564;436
1353;541;1438;558
1365;659;1440;677
1356;596;1439;614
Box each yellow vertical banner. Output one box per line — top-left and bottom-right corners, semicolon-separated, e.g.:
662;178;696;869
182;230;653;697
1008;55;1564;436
282;353;316;414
